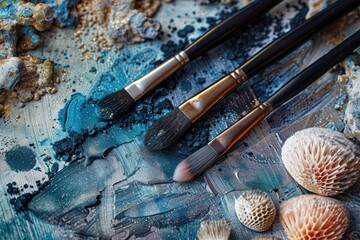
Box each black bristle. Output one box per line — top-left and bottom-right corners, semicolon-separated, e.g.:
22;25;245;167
144;108;192;150
96;89;136;120
173;144;219;182
186;145;218;177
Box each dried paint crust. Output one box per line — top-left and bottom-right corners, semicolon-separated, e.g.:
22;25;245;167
0;0;163;108
340;50;360;141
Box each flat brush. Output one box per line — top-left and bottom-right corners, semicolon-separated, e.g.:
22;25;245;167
173;29;360;182
144;0;360;150
96;0;283;120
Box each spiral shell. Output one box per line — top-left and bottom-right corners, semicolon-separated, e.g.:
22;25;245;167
281;127;360;196
280;194;349;240
235;190;276;232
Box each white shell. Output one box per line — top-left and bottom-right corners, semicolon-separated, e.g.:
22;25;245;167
280;194;349;240
252;236;281;240
197;221;231;240
234;190;276;232
281;127;360;196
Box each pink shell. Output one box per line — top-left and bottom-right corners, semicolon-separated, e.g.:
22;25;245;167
280;194;349;240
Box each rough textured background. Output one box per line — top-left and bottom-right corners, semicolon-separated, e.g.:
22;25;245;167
1;0;360;239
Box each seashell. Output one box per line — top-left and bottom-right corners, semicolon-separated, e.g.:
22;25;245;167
280;194;349;240
197;220;231;240
234;190;276;232
252;236;281;240
281;127;360;196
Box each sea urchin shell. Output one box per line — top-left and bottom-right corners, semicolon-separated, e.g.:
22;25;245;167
279;194;349;240
281;127;360;196
234;190;276;232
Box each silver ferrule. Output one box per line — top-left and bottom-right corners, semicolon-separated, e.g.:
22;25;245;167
125;51;189;101
208;102;272;155
179;67;247;122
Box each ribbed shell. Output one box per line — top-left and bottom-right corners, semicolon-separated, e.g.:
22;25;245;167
280;194;349;240
197;221;231;240
281;127;360;196
252;236;281;240
235;190;276;232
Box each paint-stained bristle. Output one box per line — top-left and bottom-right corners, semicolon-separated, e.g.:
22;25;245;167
96;89;136;120
144;108;192;150
173;144;219;182
197;221;231;240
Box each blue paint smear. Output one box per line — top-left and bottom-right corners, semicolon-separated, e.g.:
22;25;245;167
39;138;49;146
55;47;177;160
28;153;216;238
117;193;211;220
5;146;36;172
89;72;120;100
113;192;212;237
58;93;108;134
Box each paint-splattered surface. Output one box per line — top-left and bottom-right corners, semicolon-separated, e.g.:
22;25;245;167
1;0;360;239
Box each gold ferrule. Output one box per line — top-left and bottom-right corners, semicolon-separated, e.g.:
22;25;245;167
179;67;247;122
208;102;273;155
125;51;189;101
230;68;247;84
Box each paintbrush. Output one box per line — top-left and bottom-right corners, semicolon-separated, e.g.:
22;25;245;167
95;0;283;120
172;29;360;182
144;0;360;150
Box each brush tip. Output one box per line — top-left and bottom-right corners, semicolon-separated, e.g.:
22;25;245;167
144;108;192;150
173;145;219;182
96;89;135;120
173;160;194;182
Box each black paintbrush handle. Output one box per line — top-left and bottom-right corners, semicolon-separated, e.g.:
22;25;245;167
267;29;360;109
183;0;282;60
241;0;360;77
210;30;360;157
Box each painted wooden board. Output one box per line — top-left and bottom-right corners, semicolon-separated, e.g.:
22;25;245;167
1;1;360;239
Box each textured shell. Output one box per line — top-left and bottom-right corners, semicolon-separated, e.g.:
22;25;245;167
280;194;349;240
281;127;360;196
235;190;276;232
197;221;231;240
252;236;281;240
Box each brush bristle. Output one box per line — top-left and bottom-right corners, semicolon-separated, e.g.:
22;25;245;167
173;144;219;182
197;221;231;240
96;89;136;120
144;108;192;150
